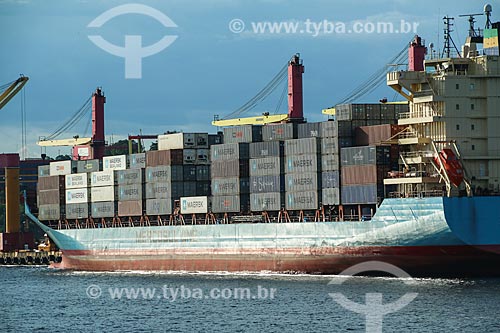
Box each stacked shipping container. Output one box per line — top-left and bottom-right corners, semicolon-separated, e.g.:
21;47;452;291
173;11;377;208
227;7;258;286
284;136;321;210
210;142;250;213
249;141;285;212
320;121;341;205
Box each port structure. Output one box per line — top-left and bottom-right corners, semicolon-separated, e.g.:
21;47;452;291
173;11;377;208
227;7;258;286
212;53;304;126
37;88;106;160
0;75;29;110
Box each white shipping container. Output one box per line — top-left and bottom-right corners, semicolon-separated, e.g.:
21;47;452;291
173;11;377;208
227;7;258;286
158;133;196;150
91;186;115;202
103;155;127;170
65;188;89;204
180;196;208;214
91;170;115;187
65;173;89;189
50;160;73;176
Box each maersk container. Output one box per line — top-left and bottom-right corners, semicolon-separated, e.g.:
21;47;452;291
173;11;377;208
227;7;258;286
50;160;75;176
65;203;89;219
210;143;249;161
103;155;127;171
262;123;297;141
158;132;196;150
38;175;64;190
37;189;62;205
76;159;100;173
129;153;146;169
38;204;60;221
65;188;89;204
321;137;339;155
286;191;319;211
195;148;210;164
249;157;283;176
223;125;262;143
196;165;210;181
284;137;321;156
322;188;340;205
91;170;115;187
297;122;321;139
334;104;352;121
146;166;172;183
145;182;170;199
249;175;284;193
320;121;338;138
91;201;116;218
249;141;284;159
321;171;340;188
146;198;172;216
285;172;319;192
211;195;250;213
38;165;50;177
341;184;377;204
117;168;143;185
183;182;197;197
212;177;249;195
181;196;208;214
285;154;319;174
195;133;209;148
118;200;143;217
65;173;90;189
118;184;143;201
146;149;183;166
321;154;340;171
341;165;377;185
90;186;116;202
250;192;283;212
183;165;197;181
210;160;249;178
196;181;211;196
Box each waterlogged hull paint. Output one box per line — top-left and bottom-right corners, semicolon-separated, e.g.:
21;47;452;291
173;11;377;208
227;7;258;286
26;197;500;276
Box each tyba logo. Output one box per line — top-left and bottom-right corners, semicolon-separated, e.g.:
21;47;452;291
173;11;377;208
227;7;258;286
88;4;178;79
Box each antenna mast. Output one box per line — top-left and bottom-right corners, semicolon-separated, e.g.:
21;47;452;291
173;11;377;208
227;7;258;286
441;16;461;58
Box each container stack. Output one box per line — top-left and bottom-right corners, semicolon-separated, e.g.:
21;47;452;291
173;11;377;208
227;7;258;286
340;146;392;205
210;143;250;213
65;173;90;220
284;137;321;211
249;141;285;212
157;132;211;198
320;121;340;206
37;173;64;221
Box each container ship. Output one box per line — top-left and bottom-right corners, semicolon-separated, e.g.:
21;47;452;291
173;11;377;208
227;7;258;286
24;5;500;276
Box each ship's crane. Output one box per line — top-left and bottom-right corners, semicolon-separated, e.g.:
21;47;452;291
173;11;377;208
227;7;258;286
322;39;413;116
212;53;304;126
37;88;106;160
0;76;29;110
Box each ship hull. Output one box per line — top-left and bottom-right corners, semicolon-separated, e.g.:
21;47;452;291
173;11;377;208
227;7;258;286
56;245;500;277
26;197;500;277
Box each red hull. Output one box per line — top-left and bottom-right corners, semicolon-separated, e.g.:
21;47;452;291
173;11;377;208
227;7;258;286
54;245;500;277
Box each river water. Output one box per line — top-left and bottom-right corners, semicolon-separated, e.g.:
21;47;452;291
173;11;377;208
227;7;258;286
2;266;500;332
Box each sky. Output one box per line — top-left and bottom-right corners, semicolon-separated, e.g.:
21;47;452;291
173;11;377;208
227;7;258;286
0;0;490;159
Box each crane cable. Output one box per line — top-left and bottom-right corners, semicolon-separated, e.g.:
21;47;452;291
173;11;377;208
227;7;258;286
45;96;92;140
335;40;410;105
222;62;288;120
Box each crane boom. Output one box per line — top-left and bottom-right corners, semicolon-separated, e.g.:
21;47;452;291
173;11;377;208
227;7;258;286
0;76;29;110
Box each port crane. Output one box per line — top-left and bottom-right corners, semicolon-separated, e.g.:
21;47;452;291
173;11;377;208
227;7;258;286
212;53;305;126
37;88;106;160
0;75;29;110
